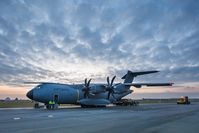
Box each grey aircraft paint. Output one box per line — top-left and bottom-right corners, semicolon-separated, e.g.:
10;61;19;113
26;70;173;107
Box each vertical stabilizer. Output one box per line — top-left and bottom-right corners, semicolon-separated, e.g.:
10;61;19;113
122;71;135;83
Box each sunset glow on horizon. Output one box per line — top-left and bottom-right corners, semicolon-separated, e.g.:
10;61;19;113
1;82;199;99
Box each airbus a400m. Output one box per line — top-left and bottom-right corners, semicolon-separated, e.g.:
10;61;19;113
26;70;173;108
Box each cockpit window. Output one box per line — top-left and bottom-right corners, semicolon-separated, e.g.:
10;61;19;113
35;85;41;89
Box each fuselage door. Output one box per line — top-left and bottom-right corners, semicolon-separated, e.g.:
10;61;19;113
53;88;59;103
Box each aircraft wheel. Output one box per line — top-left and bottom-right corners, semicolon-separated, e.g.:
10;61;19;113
81;105;87;108
46;104;51;110
53;104;59;109
34;103;39;108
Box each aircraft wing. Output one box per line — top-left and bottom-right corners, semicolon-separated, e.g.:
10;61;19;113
124;83;173;88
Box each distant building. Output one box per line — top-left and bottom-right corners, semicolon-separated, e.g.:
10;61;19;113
5;97;11;101
15;98;19;101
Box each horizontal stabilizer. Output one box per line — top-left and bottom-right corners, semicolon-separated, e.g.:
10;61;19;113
124;83;173;88
122;70;159;79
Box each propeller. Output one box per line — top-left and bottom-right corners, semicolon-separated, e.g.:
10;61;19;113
82;78;92;98
106;76;116;100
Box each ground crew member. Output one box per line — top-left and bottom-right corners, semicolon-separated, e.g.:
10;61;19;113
48;100;53;109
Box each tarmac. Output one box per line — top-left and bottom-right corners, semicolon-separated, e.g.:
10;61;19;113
0;103;199;133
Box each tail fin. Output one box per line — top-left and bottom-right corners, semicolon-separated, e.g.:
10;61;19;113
122;70;159;83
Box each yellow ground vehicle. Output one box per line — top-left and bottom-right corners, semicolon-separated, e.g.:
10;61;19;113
177;96;190;104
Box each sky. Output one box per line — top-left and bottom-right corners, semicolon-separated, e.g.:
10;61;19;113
0;0;199;99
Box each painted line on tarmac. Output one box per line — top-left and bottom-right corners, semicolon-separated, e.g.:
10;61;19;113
48;115;53;118
13;117;21;120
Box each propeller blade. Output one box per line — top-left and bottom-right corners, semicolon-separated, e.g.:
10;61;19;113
87;79;92;87
106;75;117;100
83;88;89;98
82;78;92;98
84;91;87;98
107;77;110;86
84;78;87;86
107;91;111;99
111;76;116;86
111;93;116;100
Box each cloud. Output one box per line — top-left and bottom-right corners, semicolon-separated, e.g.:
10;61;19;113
0;0;199;87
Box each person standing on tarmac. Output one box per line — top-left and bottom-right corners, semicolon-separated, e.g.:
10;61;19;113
48;100;56;109
48;100;52;109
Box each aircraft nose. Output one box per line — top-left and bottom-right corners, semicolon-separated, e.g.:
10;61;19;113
26;90;33;99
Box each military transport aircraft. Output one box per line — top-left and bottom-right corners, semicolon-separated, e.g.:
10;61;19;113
26;70;173;108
